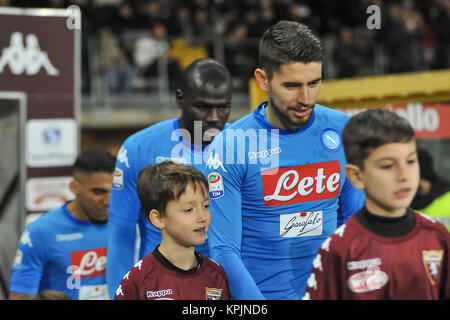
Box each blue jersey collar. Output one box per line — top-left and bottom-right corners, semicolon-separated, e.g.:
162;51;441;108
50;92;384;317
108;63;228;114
62;201;91;225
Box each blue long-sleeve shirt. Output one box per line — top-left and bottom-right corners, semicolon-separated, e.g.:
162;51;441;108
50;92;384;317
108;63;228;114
205;102;365;300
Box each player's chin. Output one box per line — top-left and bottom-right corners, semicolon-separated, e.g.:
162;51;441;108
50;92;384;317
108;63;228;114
202;128;221;143
89;211;108;224
192;230;207;244
89;217;108;225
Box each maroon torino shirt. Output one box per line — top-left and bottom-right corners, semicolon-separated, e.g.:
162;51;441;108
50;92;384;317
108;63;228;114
115;247;230;300
304;208;450;300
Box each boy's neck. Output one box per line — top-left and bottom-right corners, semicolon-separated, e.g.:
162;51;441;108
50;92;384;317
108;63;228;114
158;242;198;271
356;206;416;238
365;201;408;218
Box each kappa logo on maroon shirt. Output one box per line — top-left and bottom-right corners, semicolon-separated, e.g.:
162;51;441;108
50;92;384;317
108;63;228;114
262;161;341;206
70;247;107;278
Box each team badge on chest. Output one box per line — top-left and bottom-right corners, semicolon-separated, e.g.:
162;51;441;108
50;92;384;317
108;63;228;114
422;250;443;285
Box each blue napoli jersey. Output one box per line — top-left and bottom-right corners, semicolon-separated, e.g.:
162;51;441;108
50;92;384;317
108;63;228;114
9;203;109;300
205;102;365;300
107;118;222;298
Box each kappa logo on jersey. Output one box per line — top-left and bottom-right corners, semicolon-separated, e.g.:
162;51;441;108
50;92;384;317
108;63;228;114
208;172;224;199
112;167;123;190
248;147;281;160
206;152;227;172
262;161;341;206
422;250;443;285
70;247;107;278
19;230;33;248
0;32;59;76
117;146;130;168
147;289;173;299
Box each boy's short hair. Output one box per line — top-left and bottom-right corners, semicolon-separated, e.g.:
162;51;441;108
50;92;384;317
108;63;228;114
342;108;415;168
73;149;116;175
137;161;208;216
259;20;324;80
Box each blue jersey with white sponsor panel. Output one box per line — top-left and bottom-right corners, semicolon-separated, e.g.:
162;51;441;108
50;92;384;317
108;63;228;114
9;203;108;300
107;118;221;299
206;102;365;300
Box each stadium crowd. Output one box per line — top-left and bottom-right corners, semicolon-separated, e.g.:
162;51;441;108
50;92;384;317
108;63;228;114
2;0;449;94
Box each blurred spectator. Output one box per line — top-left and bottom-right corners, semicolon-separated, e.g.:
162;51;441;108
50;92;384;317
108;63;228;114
169;37;207;71
430;0;450;69
333;27;365;78
4;0;448;91
383;4;425;73
224;23;257;88
258;1;277;33
168;6;192;37
133;23;169;80
243;11;264;38
72;0;100;94
192;8;213;39
411;149;450;231
111;3;140;33
98;27;134;95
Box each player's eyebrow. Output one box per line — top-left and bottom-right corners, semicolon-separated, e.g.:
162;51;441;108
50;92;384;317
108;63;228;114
283;77;322;86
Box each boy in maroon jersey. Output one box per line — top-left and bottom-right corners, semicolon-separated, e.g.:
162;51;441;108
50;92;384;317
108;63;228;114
114;161;229;300
303;108;450;300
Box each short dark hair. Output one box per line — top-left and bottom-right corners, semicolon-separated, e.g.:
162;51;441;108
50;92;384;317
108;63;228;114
259;20;324;80
181;58;232;93
73;149;116;175
137;161;208;217
417;149;435;182
342;108;415;168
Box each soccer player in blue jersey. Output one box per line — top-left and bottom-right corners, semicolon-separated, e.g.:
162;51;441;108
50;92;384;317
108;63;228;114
106;58;233;299
9;149;115;300
205;20;365;300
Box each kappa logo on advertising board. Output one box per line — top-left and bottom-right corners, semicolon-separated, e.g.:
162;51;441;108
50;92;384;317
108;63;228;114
0;32;59;76
261;161;341;206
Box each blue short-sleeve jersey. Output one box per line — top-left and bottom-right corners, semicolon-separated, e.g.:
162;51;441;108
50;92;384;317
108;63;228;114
205;102;365;300
10;203;108;300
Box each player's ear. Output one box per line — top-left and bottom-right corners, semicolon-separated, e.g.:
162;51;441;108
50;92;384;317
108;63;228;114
175;89;184;111
254;68;269;92
149;209;165;230
68;179;79;195
344;164;365;190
